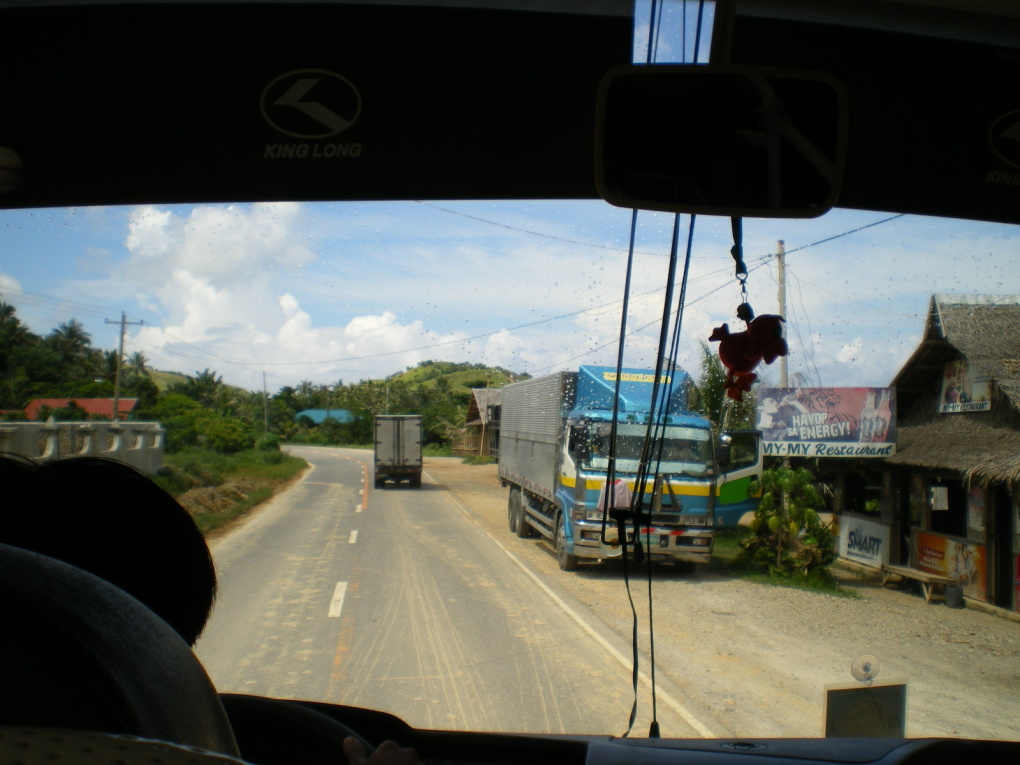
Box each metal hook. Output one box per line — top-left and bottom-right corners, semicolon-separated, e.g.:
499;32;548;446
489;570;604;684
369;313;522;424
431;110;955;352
730;217;753;322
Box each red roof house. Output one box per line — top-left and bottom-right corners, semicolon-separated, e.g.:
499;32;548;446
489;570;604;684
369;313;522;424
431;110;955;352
24;398;139;421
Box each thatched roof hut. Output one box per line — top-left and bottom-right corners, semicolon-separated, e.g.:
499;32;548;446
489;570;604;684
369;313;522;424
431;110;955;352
885;295;1020;485
452;388;502;457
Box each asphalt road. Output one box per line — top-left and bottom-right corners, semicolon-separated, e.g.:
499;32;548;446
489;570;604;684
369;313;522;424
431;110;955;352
196;446;719;737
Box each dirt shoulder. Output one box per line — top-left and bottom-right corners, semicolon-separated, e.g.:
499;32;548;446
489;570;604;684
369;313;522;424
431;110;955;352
422;455;1020;741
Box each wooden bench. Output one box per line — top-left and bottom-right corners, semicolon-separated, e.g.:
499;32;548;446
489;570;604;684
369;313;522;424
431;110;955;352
880;564;957;603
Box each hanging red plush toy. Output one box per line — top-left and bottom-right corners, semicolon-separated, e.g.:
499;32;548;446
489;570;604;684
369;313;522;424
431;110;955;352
709;314;788;402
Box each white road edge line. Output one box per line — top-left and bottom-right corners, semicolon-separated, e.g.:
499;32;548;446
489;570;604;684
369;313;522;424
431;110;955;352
328;582;348;618
428;471;722;739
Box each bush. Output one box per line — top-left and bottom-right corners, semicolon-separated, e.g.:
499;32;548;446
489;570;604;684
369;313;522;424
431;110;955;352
203;417;254;453
738;464;836;578
153;465;199;496
256;432;281;451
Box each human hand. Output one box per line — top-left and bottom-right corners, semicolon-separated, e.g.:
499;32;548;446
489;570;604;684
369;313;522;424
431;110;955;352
343;737;420;765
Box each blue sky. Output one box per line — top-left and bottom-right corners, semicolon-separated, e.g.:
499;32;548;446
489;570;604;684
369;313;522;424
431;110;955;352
2;201;1018;394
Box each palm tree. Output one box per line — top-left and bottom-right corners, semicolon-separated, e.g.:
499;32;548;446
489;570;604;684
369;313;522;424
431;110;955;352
48;319;92;364
690;342;757;430
169;368;224;409
0;301;35;374
125;351;150;379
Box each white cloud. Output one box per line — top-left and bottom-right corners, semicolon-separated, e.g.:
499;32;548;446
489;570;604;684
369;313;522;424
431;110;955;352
125;203;315;289
0;271;22;295
10;201;1017;395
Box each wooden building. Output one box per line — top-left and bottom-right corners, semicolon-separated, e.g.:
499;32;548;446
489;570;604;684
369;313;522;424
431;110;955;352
452;389;502;458
877;295;1020;611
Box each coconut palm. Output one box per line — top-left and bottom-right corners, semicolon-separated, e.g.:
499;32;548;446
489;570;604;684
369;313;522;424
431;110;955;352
690;341;757;430
0;301;35;374
125;351;150;379
47;319;92;365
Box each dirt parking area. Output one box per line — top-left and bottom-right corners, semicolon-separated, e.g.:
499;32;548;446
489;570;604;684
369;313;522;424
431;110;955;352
422;456;1020;741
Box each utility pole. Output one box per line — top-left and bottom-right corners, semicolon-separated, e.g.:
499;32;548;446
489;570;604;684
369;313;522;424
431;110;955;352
776;241;791;468
105;312;144;423
263;371;269;434
776;240;789;388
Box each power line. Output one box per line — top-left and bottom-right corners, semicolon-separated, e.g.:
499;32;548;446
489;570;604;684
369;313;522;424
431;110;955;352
783;213;905;256
416;201;668;258
526;214;907;377
4;212;909;377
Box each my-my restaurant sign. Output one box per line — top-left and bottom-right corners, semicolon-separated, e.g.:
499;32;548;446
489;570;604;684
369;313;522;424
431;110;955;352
938;360;992;413
756;387;897;458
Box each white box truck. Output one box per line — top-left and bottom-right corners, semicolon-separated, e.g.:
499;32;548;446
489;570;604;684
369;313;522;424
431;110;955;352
374;415;423;489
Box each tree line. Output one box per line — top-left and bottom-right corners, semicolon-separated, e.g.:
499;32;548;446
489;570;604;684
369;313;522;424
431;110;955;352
0;301;516;453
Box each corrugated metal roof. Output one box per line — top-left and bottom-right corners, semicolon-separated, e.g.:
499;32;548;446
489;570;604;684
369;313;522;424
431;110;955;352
24;398;138;421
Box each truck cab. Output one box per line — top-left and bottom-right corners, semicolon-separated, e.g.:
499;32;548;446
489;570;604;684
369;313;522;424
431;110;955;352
560;410;720;568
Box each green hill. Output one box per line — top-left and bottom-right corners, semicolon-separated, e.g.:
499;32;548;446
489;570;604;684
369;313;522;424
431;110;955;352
387;362;527;395
149;369;190;392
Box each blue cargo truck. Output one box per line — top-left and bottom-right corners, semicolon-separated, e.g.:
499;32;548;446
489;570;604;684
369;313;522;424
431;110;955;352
498;365;762;570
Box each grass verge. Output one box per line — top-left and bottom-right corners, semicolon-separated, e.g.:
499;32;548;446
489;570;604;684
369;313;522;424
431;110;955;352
190;487;275;535
461;455;497;465
154;448;307;536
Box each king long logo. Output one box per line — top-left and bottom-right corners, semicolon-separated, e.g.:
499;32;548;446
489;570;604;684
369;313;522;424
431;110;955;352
990;109;1020;170
261;69;362;140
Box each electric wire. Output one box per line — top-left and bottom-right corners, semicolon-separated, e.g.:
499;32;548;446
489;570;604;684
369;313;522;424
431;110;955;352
4;212;904;378
3;209;907;387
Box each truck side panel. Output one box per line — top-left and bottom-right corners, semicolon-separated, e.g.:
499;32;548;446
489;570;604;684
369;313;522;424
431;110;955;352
497;373;569;504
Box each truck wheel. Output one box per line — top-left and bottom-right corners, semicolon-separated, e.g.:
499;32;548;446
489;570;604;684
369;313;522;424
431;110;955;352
411;474;422;488
375;477;385;489
508;487;536;539
555;514;579;571
515;493;536;539
508;488;521;533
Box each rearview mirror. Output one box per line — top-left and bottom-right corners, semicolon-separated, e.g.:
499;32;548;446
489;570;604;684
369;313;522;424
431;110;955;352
716;434;733;468
595;65;847;218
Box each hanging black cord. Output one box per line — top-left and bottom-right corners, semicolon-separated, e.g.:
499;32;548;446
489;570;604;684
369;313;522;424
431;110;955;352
635;215;684;514
617;0;710;739
605;208;639;512
606;209;643;739
644;214;697;738
612;0;663;732
692;0;706;63
646;0;660;64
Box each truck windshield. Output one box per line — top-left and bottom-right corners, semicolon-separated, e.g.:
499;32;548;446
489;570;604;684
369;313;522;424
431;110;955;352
586;423;710;476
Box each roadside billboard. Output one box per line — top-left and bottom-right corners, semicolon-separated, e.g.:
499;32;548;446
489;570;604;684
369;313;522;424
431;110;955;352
915;531;987;602
756;388;896;458
838;514;891;569
939;360;992;413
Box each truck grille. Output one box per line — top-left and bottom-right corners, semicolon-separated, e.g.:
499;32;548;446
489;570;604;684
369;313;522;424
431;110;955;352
648;513;707;527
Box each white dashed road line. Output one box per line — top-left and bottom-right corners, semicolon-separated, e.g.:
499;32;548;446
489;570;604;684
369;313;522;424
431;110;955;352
328;582;348;618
